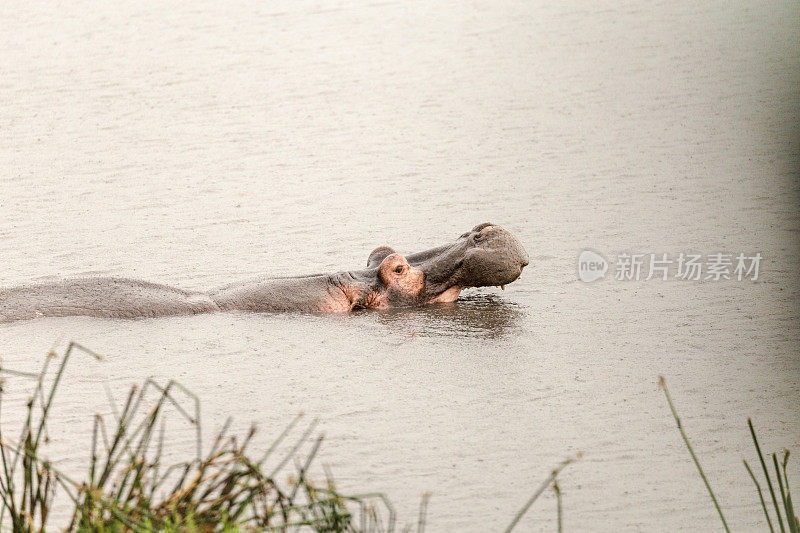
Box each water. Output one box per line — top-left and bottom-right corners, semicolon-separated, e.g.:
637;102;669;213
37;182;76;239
1;1;799;530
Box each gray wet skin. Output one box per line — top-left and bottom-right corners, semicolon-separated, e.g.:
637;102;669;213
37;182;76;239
0;223;528;321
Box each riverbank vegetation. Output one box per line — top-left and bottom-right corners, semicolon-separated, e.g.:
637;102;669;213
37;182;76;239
661;377;798;533
0;343;793;531
0;343;575;532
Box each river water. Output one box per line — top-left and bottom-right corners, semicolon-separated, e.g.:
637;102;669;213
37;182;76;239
1;1;799;531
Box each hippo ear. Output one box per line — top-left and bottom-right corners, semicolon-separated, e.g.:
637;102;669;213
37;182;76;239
472;222;494;232
367;246;397;268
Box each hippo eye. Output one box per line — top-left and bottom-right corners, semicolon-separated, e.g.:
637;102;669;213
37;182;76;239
394;265;404;274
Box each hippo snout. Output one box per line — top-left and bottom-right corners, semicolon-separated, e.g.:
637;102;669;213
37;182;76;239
446;224;529;288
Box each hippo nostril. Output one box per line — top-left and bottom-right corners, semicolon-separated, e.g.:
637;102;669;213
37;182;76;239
478;225;495;236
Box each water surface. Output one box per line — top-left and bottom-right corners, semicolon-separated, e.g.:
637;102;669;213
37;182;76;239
1;1;799;530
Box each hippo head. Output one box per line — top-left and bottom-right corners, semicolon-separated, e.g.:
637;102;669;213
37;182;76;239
366;223;529;305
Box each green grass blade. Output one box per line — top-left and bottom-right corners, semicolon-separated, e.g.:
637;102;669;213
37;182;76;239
774;453;795;533
750;418;786;533
503;454;579;533
779;451;798;533
417;492;430;533
258;412;304;467
744;458;775;533
268;418;318;478
554;478;563;533
660;377;729;533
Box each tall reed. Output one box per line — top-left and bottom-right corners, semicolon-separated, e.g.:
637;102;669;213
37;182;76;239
0;343;395;531
0;343;575;532
660;376;798;532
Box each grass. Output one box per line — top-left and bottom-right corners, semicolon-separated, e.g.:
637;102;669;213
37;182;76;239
501;454;580;533
660;376;799;533
3;345;794;531
0;345;795;531
0;343;576;532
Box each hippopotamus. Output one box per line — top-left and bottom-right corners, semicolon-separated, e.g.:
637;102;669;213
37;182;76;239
0;223;528;322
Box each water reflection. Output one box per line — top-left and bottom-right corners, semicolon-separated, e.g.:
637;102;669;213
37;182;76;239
365;293;524;340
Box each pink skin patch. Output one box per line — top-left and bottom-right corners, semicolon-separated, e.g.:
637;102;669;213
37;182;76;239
429;285;462;303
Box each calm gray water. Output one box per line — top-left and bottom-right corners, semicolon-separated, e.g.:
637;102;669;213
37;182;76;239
1;1;799;530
